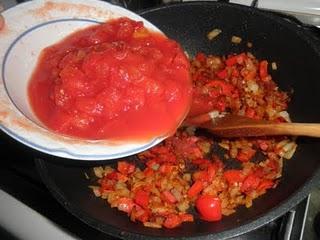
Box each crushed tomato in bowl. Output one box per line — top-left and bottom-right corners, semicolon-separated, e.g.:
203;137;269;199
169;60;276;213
28;17;192;140
90;52;297;229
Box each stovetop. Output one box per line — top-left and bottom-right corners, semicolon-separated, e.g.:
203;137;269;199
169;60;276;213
1;0;319;239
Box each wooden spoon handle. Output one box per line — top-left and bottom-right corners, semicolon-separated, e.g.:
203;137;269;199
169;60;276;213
204;122;320;138
257;123;320;137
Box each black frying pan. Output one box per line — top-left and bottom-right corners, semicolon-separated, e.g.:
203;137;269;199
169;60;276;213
35;2;320;239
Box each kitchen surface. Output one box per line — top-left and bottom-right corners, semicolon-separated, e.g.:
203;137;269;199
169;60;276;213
1;0;320;239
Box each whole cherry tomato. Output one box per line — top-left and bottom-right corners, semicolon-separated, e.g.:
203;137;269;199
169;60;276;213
195;195;222;221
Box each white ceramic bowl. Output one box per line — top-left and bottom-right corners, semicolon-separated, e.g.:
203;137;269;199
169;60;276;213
0;0;165;160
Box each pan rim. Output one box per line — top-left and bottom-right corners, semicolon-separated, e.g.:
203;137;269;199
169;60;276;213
35;157;320;240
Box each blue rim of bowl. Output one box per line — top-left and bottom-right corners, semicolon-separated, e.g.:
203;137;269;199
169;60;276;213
1;18;162;160
2;18;102;123
0;125;161;160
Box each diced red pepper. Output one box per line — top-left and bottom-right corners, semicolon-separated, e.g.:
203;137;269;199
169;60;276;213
159;153;177;164
223;170;244;184
212;156;224;170
133;205;149;223
236;148;256;162
257;180;274;191
241;174;261;192
253;167;265;178
193;170;208;182
116;173;129;182
207;165;216;182
226;53;246;66
259;60;268;79
117;161;135;175
226;55;238;66
143;167;154;177
192;158;211;168
206;80;235;97
257;140;269;151
159;164;174;174
134;189;149;209
215;100;227;112
217;69;228;79
244;70;257;80
236;53;247;65
145;159;158;169
106;171;118;180
187;180;204;198
245;107;256;119
163;214;182;229
195;52;206;63
117;197;135;214
232;68;240;77
267;159;279;171
99;177;115;191
162;190;177;204
179;213;194;222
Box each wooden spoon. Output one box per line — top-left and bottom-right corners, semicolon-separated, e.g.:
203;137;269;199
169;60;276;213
184;112;320;138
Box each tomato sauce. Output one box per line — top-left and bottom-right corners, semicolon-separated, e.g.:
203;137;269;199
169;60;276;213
28;18;192;140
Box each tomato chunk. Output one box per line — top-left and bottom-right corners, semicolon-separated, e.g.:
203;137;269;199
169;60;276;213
28;17;192;140
196;195;222;221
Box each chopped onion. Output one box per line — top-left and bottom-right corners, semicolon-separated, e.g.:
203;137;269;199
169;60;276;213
171;188;182;202
183;173;191;182
218;142;230;150
276;139;290;149
278;111;291;122
276;140;297;159
93;166;104;178
207;28;222;40
144;222;162;228
231;36;242;44
151;163;160;171
247;80;259;94
283;145;297;159
282;142;297;159
272;62;278;70
209;111;226;121
84;172;90;179
89;186;101;197
177;200;189;212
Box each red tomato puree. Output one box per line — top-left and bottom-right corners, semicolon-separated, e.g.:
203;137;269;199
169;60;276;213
28;18;192;140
